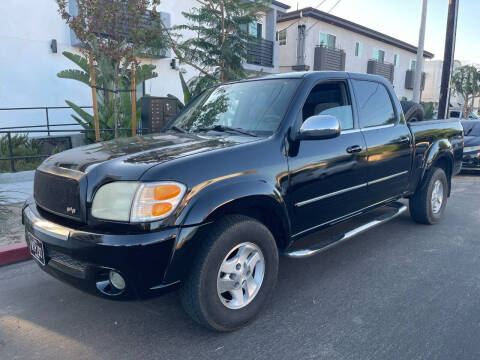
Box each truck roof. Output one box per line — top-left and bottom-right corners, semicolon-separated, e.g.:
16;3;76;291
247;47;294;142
252;71;390;85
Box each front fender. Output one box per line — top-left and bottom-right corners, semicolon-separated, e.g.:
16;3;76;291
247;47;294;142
162;177;290;283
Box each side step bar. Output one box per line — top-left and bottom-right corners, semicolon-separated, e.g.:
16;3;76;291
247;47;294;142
284;202;408;259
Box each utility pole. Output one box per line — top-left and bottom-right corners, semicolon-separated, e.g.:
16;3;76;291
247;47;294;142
438;0;460;119
413;0;428;103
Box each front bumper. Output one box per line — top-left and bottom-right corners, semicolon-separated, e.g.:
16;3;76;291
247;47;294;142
22;201;180;299
462;152;480;171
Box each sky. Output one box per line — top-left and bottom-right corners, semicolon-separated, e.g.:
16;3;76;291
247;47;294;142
281;0;480;64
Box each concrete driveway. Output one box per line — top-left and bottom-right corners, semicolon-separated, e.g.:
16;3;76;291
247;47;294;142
1;175;479;360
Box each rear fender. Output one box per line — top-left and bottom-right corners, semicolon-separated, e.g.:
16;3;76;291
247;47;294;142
418;139;454;194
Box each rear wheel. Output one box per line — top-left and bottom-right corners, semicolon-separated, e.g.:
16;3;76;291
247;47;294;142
409;167;448;224
180;215;279;331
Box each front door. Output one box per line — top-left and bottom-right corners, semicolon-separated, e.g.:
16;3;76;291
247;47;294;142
287;81;369;236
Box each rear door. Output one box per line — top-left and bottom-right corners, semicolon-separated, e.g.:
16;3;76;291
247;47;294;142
287;80;369;236
350;79;412;204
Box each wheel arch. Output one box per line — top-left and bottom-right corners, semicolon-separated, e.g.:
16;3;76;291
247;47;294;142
163;181;290;283
420;140;454;196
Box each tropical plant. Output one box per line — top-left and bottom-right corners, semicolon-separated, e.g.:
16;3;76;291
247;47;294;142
452;65;480;117
169;0;269;84
56;0;169;138
167;72;216;110
58;51;158;142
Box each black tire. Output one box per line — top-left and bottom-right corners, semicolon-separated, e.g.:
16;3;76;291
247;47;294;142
180;215;279;331
401;100;424;122
409;167;448;224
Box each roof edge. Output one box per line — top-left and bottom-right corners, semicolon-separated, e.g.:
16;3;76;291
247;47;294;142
271;0;290;10
278;7;434;59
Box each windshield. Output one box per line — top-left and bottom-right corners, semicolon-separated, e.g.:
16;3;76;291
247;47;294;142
462;121;480;137
168;79;300;136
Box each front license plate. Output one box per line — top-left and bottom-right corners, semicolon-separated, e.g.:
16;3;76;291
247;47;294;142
29;234;45;266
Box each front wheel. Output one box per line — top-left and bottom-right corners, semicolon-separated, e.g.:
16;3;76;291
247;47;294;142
180;215;279;331
409;167;448;224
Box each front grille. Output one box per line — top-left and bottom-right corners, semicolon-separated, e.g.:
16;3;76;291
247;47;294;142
34;170;82;221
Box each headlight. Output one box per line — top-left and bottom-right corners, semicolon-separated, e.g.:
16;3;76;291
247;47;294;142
92;181;186;223
130;182;186;222
464;145;480;153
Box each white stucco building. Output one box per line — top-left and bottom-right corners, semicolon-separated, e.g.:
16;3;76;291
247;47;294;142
423;59;479;113
276;7;434;100
0;0;289;130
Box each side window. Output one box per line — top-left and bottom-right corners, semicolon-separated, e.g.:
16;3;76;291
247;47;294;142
352;80;396;128
302;82;354;130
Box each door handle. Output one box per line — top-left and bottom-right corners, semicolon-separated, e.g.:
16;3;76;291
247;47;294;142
399;136;410;144
346;145;362;154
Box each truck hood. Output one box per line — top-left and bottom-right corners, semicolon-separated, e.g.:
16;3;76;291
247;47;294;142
39;132;258;179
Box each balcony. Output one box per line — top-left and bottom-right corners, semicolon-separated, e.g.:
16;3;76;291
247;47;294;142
404;70;426;90
367;59;395;83
247;38;274;68
313;46;346;71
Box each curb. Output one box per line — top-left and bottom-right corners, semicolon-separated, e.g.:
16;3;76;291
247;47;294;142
0;243;31;266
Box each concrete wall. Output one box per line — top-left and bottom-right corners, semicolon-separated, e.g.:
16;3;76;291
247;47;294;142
277;17;431;100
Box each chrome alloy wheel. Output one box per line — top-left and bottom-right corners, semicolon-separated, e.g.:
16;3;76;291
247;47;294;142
431;179;444;214
217;242;265;310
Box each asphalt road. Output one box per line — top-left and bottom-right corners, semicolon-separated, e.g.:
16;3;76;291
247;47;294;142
1;175;480;360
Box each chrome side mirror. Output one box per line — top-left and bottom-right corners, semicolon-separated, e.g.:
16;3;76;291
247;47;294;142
297;115;341;141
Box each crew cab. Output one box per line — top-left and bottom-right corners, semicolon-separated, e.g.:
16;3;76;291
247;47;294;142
23;72;464;331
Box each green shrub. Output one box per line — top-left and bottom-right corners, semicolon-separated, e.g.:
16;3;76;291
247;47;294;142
0;134;44;173
424;102;435;120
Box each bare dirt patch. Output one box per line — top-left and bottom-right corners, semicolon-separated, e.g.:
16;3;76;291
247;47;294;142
0;203;25;246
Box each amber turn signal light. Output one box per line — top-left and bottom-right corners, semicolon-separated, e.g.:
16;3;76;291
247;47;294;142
154;185;181;201
152;203;173;216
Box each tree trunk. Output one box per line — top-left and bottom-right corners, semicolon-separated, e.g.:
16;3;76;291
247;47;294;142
88;53;101;142
131;63;137;137
113;66;119;138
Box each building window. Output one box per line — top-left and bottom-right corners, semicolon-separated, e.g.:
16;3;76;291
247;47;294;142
319;32;336;49
373;49;385;63
409;59;417;70
394;54;399;67
355;42;363;57
277;29;287;46
249;22;262;39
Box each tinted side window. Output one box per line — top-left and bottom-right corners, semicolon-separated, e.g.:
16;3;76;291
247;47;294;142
302;82;354;130
352;80;396;128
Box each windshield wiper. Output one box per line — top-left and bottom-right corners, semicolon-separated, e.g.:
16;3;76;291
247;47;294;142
194;125;258;137
168;125;187;133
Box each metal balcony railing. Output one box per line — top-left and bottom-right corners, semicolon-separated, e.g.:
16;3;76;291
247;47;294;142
367;59;395;83
314;45;346;71
405;70;426;90
247;38;274;68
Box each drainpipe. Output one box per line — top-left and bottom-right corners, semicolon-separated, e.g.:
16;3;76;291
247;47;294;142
296;24;306;67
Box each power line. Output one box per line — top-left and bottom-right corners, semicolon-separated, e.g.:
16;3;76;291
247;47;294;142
327;0;342;13
305;0;343;33
278;0;329;33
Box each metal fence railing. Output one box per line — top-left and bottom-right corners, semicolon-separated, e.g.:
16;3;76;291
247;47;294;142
0;106;148;173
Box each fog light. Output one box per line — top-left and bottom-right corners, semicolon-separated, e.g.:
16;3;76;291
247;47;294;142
109;271;126;290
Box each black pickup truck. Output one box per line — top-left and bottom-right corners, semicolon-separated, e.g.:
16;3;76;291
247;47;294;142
23;72;463;331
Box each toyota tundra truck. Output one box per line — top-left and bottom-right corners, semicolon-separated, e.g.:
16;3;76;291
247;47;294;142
23;72;464;331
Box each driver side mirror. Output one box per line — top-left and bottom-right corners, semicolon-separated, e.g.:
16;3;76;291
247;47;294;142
296;115;341;141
